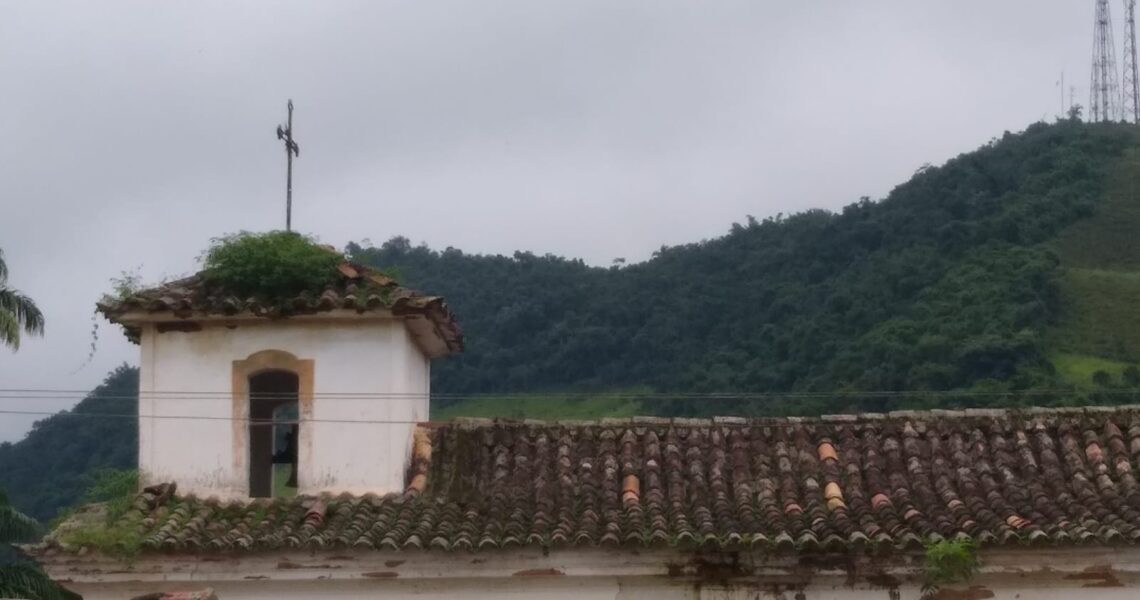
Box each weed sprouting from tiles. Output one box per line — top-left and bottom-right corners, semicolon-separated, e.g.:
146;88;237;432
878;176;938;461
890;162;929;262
921;538;980;599
55;469;143;560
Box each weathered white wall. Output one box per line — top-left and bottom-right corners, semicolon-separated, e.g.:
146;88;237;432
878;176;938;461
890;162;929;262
58;571;1140;600
66;578;691;600
46;547;1140;600
137;317;430;499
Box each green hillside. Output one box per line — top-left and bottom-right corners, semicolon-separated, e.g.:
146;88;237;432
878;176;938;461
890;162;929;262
0;367;137;521
4;118;1140;521
1049;144;1140;382
353;119;1140;403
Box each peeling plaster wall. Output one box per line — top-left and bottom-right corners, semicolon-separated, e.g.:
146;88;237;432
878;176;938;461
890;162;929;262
138;319;430;498
45;548;1140;600
60;575;1140;600
66;578;693;600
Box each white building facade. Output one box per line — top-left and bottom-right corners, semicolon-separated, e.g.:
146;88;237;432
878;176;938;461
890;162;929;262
134;314;432;499
39;546;1140;599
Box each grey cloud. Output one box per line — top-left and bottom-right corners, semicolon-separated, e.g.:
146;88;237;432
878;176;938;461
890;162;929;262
0;0;1091;440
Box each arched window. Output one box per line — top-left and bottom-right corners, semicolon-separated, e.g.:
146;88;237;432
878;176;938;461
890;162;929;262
248;370;299;498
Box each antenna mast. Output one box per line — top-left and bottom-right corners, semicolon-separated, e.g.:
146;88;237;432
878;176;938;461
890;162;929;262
1091;0;1121;122
1124;0;1140;122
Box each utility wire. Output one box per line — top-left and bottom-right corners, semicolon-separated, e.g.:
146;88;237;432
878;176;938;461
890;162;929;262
0;408;420;425
1;388;1137;401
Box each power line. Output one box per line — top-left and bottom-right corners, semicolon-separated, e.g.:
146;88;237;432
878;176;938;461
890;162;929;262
0;409;420;425
0;388;1138;403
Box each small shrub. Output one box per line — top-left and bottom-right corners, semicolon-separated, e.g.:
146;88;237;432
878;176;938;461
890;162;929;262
106;268;144;302
1092;369;1114;387
201;231;342;300
921;538;980;598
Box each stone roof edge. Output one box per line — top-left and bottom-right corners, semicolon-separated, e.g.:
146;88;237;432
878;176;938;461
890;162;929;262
34;543;1140;579
101;305;411;324
429;403;1140;429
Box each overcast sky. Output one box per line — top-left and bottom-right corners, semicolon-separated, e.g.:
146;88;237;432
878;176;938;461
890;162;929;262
0;1;1093;441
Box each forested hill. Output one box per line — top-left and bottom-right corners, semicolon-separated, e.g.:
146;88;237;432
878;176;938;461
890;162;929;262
353;119;1140;397
4;119;1140;521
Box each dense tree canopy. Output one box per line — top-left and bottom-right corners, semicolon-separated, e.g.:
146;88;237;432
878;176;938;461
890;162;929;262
0;367;137;521
352;121;1138;399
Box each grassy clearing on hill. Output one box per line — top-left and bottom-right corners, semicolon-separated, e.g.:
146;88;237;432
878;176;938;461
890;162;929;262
432;391;647;421
1050;352;1137;388
1049;268;1140;364
1054;146;1140;271
1051;143;1140;369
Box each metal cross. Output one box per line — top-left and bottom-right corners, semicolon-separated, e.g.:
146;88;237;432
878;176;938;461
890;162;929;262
276;100;300;232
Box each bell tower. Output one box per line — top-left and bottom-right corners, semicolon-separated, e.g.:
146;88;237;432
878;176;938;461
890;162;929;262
98;258;462;500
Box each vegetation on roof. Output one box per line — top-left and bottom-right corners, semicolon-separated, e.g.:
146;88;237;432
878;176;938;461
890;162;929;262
200;231;345;300
921;538;980;599
50;469;143;560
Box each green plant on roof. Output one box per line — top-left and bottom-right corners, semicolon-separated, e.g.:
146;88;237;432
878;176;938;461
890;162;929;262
920;538;979;599
201;231;343;301
55;469;144;560
81;469;139;523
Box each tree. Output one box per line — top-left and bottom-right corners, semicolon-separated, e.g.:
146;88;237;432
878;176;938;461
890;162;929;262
0;489;78;599
1124;366;1140;387
0;248;45;350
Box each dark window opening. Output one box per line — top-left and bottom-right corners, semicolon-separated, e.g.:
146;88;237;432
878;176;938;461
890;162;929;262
249;370;299;498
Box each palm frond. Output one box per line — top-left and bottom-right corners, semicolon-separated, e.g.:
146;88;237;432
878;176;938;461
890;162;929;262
0;286;44;338
0;563;78;600
0;248;7;283
0;503;42;543
0;307;20;350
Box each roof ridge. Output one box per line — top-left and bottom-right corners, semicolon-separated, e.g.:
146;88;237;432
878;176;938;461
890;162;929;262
431;403;1140;428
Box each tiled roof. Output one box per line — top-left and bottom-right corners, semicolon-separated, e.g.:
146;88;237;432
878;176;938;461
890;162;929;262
96;260;462;352
48;405;1140;555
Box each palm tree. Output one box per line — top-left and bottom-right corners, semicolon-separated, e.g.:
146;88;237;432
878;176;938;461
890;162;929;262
0;248;44;350
0;490;78;599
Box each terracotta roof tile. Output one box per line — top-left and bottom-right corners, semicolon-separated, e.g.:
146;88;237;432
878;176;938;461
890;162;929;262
96;261;462;353
49;405;1140;555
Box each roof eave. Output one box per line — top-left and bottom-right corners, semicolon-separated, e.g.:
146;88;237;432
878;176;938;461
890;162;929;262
104;308;463;357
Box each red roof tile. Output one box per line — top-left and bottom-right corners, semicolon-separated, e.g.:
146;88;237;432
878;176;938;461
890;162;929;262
96;261;462;353
45;406;1140;555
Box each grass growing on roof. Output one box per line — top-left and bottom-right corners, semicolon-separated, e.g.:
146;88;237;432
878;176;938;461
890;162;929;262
54;469;144;559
